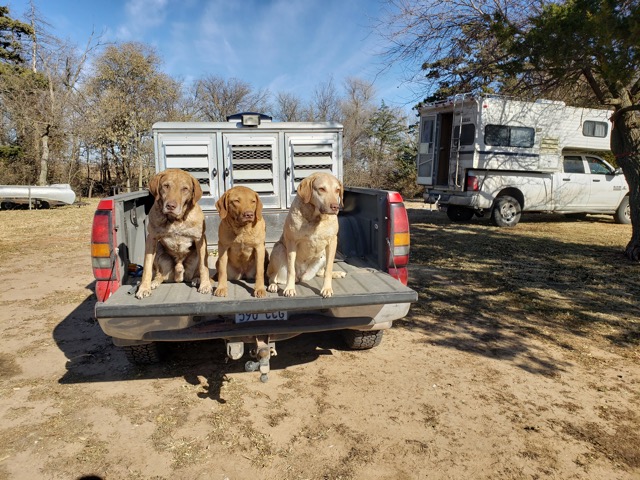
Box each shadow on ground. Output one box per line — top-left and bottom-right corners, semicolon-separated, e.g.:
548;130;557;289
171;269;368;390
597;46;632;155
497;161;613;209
399;208;639;375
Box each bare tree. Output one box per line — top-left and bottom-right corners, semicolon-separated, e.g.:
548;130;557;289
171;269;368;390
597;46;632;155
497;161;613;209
192;75;271;121
308;77;341;122
273;91;303;121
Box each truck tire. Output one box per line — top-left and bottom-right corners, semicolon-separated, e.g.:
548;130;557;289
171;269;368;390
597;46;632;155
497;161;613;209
122;343;161;364
446;206;475;222
614;196;631;224
343;330;384;350
491;195;521;227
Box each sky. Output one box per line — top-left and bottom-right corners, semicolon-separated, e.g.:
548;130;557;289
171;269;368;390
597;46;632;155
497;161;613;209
7;0;424;115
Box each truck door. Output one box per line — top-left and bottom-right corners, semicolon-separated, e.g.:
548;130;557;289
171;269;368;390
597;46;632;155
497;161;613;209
585;155;625;209
555;155;590;210
285;133;340;208
222;133;281;208
417;115;438;186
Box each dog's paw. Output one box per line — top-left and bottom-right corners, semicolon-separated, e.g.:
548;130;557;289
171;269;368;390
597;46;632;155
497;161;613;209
150;280;160;290
267;283;278;293
320;287;334;298
213;286;228;297
332;271;346;279
135;287;152;299
283;287;297;297
197;283;213;295
254;287;267;298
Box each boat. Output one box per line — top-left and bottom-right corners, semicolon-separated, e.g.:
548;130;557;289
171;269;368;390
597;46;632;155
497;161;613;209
0;184;76;209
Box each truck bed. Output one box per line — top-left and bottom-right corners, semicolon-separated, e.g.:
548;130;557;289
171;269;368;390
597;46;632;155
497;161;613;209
96;259;416;319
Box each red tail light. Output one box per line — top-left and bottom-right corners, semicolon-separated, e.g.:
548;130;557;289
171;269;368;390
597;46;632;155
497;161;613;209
466;175;479;191
387;191;410;285
91;199;120;301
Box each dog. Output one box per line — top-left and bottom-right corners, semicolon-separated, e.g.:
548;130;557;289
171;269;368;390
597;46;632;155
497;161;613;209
267;172;346;298
135;168;212;299
214;186;267;298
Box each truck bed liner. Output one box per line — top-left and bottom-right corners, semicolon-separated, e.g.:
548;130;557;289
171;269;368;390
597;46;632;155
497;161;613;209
96;261;417;318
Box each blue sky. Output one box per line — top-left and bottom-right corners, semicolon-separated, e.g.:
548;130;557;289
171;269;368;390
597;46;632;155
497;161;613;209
7;0;424;114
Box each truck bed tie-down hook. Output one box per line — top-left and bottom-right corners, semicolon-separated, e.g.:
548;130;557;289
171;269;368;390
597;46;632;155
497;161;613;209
245;336;277;382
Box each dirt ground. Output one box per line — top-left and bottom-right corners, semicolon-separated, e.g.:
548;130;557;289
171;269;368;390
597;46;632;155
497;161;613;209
0;199;638;480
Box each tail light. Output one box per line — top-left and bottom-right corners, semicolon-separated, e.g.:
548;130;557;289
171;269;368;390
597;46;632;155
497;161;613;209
91;199;120;301
387;191;410;285
466;175;479;191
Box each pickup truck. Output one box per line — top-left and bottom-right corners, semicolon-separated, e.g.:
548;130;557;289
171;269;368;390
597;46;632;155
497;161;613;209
91;113;417;381
444;153;630;227
417;95;631;227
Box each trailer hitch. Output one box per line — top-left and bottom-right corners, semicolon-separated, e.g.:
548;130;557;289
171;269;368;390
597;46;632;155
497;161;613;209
244;337;277;383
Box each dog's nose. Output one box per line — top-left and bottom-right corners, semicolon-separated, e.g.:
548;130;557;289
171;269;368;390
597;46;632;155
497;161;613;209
165;201;177;211
242;211;255;220
329;203;340;212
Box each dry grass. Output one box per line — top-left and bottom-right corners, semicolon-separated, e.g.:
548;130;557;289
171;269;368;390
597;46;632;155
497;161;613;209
405;201;640;362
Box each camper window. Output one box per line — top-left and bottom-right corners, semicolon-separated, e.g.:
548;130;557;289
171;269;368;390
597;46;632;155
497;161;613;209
453;124;475;146
485;125;535;148
582;121;608;138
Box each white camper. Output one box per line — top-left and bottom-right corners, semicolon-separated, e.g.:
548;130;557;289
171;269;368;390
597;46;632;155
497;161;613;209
418;95;630;226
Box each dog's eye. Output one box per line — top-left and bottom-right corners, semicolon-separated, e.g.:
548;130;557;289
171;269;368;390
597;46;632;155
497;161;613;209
318;187;326;193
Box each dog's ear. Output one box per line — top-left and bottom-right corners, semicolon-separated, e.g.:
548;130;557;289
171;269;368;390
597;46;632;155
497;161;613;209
191;174;203;204
216;192;228;219
254;191;263;222
297;175;314;204
148;172;163;199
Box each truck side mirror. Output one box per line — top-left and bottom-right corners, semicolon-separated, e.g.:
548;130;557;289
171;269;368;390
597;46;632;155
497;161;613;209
615;167;624;175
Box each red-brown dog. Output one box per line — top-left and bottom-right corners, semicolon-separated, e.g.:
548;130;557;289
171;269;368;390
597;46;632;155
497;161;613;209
135;169;212;299
214;186;267;298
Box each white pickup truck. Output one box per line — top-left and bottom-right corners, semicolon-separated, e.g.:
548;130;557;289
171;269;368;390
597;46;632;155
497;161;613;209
417;95;630;227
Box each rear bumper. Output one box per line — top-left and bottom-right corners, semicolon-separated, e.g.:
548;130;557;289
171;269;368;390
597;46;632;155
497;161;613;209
100;303;411;345
424;191;492;209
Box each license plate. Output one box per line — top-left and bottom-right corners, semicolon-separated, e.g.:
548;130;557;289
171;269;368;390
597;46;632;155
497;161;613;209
235;311;288;323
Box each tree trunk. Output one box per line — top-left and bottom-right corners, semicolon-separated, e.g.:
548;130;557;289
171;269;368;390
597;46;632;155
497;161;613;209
611;110;640;261
38;125;50;186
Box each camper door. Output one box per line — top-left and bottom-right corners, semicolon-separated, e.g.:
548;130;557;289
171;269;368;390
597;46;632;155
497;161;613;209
417;115;438;185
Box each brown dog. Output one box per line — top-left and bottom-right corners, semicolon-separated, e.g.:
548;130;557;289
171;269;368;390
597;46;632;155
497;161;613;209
135;169;212;299
214;186;267;298
267;172;346;298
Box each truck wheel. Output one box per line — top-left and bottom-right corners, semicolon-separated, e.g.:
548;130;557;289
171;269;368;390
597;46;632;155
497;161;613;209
343;330;384;350
122;343;161;364
491;195;521;227
614;196;631;224
446;206;475;222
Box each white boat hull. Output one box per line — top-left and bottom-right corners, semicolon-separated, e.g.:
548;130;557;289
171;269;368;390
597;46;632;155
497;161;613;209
0;184;76;208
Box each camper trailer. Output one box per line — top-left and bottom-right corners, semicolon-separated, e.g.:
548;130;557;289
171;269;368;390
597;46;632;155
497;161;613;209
418;95;630;226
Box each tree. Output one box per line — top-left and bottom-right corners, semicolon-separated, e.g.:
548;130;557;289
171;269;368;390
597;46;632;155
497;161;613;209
340;77;377;165
83;42;183;191
192;75;270;121
379;0;640;259
0;6;33;68
273;91;303;121
306;77;341;122
0;5;37;183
